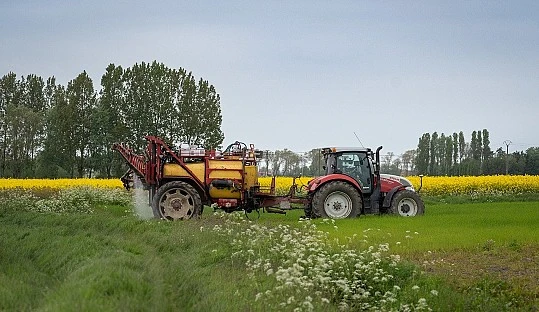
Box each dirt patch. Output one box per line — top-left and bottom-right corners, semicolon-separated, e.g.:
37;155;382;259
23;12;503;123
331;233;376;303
407;244;539;307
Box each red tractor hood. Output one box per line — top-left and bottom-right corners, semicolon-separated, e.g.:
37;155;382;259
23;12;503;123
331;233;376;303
379;174;414;193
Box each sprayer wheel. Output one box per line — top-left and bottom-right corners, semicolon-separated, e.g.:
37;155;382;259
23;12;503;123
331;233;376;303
312;181;361;219
152;181;202;220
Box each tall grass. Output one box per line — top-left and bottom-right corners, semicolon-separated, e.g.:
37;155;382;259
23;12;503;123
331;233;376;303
0;206;257;311
1;188;537;311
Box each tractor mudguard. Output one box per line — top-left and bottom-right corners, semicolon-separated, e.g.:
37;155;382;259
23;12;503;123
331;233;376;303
382;185;406;208
308;174;361;193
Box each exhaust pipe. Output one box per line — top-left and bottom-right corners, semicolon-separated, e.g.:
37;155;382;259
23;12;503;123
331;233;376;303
375;146;383;175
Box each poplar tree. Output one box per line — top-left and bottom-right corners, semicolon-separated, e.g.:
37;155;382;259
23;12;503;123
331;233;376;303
444;135;453;175
470;131;478;160
477;130;483;174
481;129;492;162
416;133;430;175
0;73;18;177
20;74;47;176
430;132;438;175
93;64;127;177
67;71;97;177
452;132;458;168
458;131;465;166
40;84;75;177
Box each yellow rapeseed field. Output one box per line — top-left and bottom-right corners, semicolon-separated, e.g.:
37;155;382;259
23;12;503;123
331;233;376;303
2;175;539;197
407;175;539;196
0;178;123;190
258;176;314;195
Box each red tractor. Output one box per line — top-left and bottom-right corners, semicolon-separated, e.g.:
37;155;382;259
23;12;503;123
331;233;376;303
303;146;424;219
113;137;424;220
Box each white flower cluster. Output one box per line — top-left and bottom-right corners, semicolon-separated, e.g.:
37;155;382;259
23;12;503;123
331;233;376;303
1;187;131;214
211;212;433;311
0;189;38;211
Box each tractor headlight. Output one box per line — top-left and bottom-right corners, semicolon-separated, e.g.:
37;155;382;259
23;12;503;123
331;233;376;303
400;177;415;191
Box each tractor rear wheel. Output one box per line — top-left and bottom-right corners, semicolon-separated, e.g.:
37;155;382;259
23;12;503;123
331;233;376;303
152;181;202;220
312;181;361;219
389;190;425;217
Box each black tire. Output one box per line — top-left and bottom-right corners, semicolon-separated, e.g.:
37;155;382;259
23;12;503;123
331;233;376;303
312;181;361;219
389;190;425;217
152;181;203;220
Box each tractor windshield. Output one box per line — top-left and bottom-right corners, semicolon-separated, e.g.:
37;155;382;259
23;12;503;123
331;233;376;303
326;152;372;192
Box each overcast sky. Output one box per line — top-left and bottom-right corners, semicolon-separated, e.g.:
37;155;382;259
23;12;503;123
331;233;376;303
1;1;538;155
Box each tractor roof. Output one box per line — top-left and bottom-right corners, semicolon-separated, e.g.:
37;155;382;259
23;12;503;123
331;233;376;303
321;147;372;154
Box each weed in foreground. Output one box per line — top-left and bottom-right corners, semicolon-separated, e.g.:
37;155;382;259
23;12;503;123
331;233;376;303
208;212;437;311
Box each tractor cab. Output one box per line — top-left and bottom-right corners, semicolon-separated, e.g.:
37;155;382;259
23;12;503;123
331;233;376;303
321;147;380;194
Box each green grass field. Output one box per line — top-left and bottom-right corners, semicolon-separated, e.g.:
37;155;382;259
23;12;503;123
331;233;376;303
259;202;539;310
1;199;538;311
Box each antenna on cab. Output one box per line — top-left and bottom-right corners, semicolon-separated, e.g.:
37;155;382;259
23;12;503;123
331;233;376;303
353;132;365;147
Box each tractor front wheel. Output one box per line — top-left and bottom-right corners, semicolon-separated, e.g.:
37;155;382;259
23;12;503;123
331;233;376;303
389;190;425;217
312;181;361;219
152;181;203;220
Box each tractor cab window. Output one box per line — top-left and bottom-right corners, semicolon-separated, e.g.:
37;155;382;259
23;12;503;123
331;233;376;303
335;152;372;192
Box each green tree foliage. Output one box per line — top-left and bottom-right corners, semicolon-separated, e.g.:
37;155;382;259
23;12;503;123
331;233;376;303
2;64;538;178
0;61;225;178
430;132;438;175
68;71;97;177
41;83;77;177
482;129;492;163
0;73;48;177
458;131;465;163
452;132;458;171
470;131;480;160
411;128;532;176
0;72;18;177
121;62;224;151
416;133;430;175
524;147;539;175
400;150;415;176
307;148;324;176
93;64;127;178
444;135;453;174
381;151;394;173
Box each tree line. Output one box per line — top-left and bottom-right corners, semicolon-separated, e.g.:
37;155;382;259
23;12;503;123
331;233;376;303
414;129;539;176
0;61;224;178
2;63;537;179
257;129;539;177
